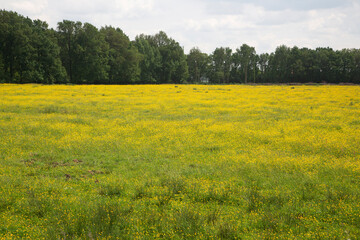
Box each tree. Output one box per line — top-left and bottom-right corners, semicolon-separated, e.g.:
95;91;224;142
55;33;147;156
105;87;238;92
351;49;360;84
76;23;109;84
2;10;360;85
270;45;291;83
101;26;141;84
0;10;65;83
256;53;270;82
315;47;332;83
187;47;210;83
57;21;109;84
210;47;232;83
135;31;188;83
134;34;162;83
289;46;305;83
0;51;4;82
31;20;66;83
151;31;188;83
0;11;33;83
57;20;82;83
233;44;256;83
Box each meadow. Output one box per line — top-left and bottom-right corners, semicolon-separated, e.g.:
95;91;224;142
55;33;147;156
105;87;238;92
0;84;360;239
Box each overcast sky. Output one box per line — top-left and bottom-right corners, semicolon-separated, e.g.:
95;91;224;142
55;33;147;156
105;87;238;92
2;0;360;54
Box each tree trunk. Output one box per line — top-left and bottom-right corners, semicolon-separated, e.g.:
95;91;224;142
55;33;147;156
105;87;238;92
244;64;248;84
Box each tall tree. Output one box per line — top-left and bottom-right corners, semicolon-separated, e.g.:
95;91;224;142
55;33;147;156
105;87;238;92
57;20;82;83
31;20;66;83
270;45;291;83
76;23;109;84
0;10;32;82
289;46;305;83
210;47;232;83
57;21;109;84
2;10;360;85
315;47;332;83
256;53;270;82
339;49;355;83
0;10;65;83
351;49;360;84
134;35;162;83
187;47;210;83
234;44;256;83
147;31;188;83
101;26;141;84
0;51;4;82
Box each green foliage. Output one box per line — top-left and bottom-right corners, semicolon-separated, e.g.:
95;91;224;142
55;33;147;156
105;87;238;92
210;47;232;83
57;21;109;84
0;9;359;84
31;20;67;84
77;23;109;84
174;207;204;238
101;26;141;84
187;47;210;83
57;20;82;83
217;223;239;239
232;44;257;83
135;31;188;83
134;35;162;83
0;10;66;84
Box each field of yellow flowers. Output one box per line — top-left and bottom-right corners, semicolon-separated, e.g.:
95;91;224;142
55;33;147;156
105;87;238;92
0;84;360;239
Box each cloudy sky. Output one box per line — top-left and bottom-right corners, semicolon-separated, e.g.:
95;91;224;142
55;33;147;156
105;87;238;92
2;0;360;54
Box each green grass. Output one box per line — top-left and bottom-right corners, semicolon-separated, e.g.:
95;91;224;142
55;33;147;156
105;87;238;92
0;84;360;239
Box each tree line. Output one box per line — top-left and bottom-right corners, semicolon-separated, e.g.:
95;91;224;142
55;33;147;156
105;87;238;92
1;10;359;84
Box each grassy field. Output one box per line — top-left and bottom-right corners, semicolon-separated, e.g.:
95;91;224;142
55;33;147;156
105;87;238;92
0;84;360;239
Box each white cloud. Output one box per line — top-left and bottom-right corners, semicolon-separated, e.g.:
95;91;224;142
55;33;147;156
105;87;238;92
3;0;48;15
49;0;154;15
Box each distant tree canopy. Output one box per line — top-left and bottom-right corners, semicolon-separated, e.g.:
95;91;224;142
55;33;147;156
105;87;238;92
135;31;188;84
0;10;66;83
1;10;359;84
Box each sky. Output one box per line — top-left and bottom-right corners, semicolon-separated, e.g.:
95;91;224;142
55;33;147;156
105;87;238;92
2;0;360;54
